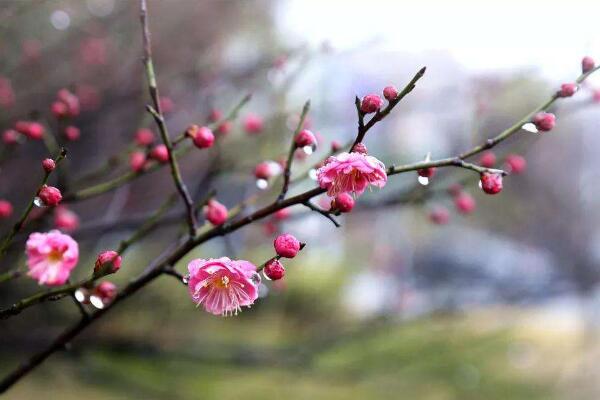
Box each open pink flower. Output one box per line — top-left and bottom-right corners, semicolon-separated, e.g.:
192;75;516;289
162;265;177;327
187;257;260;316
26;230;79;286
316;152;387;196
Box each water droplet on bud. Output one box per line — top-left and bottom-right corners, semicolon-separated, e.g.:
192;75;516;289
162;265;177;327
521;122;538;133
417;176;429;186
182;275;189;284
89;295;105;309
303;145;314;155
74;289;87;303
262;270;272;281
256;179;268;190
33;196;46;207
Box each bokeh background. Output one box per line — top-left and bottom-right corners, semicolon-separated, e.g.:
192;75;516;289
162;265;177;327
1;0;600;399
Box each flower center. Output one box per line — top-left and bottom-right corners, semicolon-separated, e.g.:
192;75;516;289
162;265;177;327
47;249;64;263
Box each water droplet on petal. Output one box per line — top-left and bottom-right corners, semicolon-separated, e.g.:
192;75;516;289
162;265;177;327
182;275;189;284
308;169;318;180
417;176;429;186
33;196;46;207
89;295;104;309
522;122;538;133
256;179;268;190
478;180;483;189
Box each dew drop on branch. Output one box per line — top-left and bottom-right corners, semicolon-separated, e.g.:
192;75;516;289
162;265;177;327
417;176;429;186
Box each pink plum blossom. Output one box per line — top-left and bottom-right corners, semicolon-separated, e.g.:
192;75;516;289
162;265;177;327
26;230;79;286
187;257;260;316
317;152;387;197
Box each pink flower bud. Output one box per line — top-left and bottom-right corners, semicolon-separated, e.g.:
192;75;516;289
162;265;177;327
188;126;215;149
294;129;317;148
274;233;300;258
263;259;285;280
150;144;170;163
159;96;174;114
558;83;578;98
479;150;496;168
594;89;600;103
93;281;117;306
429;207;450;225
208;109;222;123
2;129;19;145
204;199;228;226
255;161;275;180
447;183;463;197
129;151;147;172
38;185;62;206
331;140;342;152
533;112;555;132
42;158;56;173
16;121;44;140
331;192;355;213
135;128;154;146
243;114;263;134
217;121;232;135
505;154;527;174
582;56;595;73
54;207;79;231
64;126;80;141
56;89;80;117
0;199;13;218
418;167;436;178
383;85;399;101
94;250;122;275
273;208;290;221
352;142;368;154
480;172;503;195
454;192;476;214
51;101;69;118
360;94;384;114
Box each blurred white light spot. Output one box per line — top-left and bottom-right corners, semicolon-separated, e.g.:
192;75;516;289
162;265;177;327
86;0;115;17
417;176;429;185
308;168;318;180
303;145;314;155
89;295;104;309
256;179;268;190
521;122;538;133
74;289;87;303
50;10;71;30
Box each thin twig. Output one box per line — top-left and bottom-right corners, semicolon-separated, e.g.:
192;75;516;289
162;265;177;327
302;201;340;227
140;0;197;236
277;100;310;202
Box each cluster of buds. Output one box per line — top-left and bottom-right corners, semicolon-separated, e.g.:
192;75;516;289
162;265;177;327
15;121;44;140
263;233;303;280
51;89;80;119
75;281;118;309
254;160;282;189
185;124;215;149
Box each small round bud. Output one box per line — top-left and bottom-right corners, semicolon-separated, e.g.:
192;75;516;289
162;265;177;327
42;158;56;173
159;96;174;114
274;233;300;258
294;129;317;148
273;208;290;221
479;151;496;168
0;199;13;219
418;167;436;179
383;85;399;101
331;140;342;152
64;126;80;141
129;151;147;172
360;94;383;114
192;126;215;149
533;112;555;132
135;128;154;146
331;192;355;213
208;109;222;123
480;172;503;195
263;259;285;281
38;185;62;206
352;142;368;154
243;114;263;134
429;207;450;225
94;250;122;275
217;121;232;135
17;121;44;140
54;207;79;231
558;83;578;98
454;192;476;214
582;56;595;73
505;154;527;174
447;183;463;197
150;144;170;163
51;101;69;118
255;161;274;180
204;199;228;226
2;129;19;145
